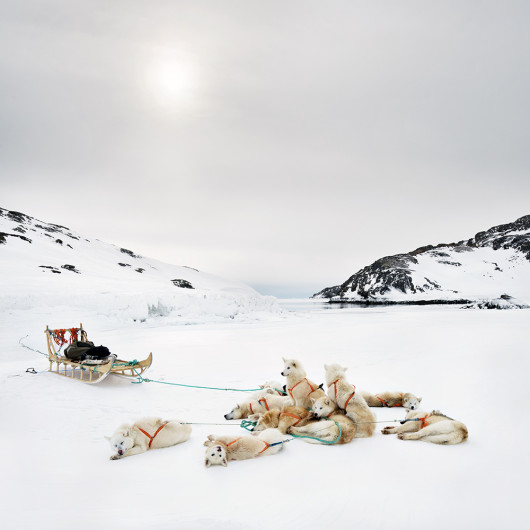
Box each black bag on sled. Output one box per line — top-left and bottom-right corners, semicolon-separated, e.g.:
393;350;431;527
64;341;111;361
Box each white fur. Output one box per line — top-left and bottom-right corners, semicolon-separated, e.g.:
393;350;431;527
106;417;191;459
288;396;357;444
381;409;468;445
248;380;286;399
224;394;292;420
281;357;325;409
324;363;376;437
204;428;286;467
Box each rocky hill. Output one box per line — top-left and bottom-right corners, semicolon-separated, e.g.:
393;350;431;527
313;215;530;308
0;207;279;322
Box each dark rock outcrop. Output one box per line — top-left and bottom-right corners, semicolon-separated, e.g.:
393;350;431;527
313;215;530;303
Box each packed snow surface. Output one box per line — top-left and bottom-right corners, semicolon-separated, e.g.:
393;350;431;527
2;300;528;529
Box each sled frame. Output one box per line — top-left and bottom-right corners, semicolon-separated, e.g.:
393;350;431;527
45;323;152;384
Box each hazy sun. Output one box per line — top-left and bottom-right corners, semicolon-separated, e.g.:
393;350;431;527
144;51;197;110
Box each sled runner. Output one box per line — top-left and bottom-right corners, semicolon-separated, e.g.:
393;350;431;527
45;324;152;384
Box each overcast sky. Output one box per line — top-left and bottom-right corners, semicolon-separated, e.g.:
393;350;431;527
1;1;529;297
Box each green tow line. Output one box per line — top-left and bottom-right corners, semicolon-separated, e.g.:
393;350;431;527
240;418;342;445
132;373;262;392
240;420;257;432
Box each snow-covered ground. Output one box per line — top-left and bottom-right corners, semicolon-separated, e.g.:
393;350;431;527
0;208;280;322
2;301;528;529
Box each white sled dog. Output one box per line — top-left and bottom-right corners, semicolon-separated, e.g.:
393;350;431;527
288;396;357;444
250;405;312;434
324;363;376;438
204;428;286;467
381;409;468;445
249;380;286;399
106;417;191;460
362;391;422;408
224;394;292;420
281;357;325;409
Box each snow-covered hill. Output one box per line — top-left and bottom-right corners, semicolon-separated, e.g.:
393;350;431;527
313;215;530;308
0;208;279;322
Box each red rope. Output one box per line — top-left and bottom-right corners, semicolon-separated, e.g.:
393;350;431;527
51;327;80;346
68;328;79;343
52;329;68;346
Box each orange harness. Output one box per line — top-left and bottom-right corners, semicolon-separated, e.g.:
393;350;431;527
280;411;303;426
258;398;270;411
288;378;317;401
376;393;403;407
249;398;270;416
137;422;168;448
330;379;356;410
419;415;429;429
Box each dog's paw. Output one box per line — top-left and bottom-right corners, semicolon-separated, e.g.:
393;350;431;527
110;454;122;460
381;427;393;435
397;433;410;440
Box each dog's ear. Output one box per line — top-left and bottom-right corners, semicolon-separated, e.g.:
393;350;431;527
324;364;329;370
282;356;286;362
418;397;422;402
310;397;315;405
104;435;110;441
248;413;260;422
343;366;348;372
292;361;297;368
222;458;227;467
123;429;130;437
265;388;274;394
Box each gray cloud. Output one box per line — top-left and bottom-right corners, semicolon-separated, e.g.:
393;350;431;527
1;1;529;297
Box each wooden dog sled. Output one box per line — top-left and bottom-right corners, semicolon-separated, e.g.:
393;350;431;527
45;324;152;384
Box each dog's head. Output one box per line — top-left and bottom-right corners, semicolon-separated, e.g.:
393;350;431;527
105;424;135;457
205;444;227;467
324;363;347;385
310;396;335;418
403;393;422;411
224;403;245;420
281;357;303;378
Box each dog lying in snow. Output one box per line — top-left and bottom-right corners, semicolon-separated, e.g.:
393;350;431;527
288;396;357;444
250;405;311;434
361;391;422;408
281;357;325;409
324;363;376;437
204;429;286;467
106;417;191;459
249;380;286;399
381;409;468;445
224;394;292;420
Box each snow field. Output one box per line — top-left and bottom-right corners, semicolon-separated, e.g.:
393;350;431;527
1;303;529;529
